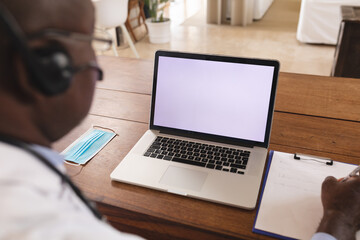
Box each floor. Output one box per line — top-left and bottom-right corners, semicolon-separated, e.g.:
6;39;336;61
98;0;336;76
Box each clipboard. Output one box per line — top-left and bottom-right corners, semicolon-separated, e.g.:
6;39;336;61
253;150;359;240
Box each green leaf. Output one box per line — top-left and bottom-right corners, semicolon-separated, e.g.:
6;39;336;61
147;0;170;22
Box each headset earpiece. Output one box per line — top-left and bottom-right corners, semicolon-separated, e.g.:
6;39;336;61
0;3;73;96
31;43;73;95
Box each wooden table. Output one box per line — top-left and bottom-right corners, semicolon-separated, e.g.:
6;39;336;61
53;56;360;240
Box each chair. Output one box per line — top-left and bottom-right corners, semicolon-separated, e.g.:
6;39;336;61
93;0;139;58
253;0;273;20
125;0;148;42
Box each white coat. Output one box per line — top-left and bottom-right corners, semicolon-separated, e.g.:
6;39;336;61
0;142;144;240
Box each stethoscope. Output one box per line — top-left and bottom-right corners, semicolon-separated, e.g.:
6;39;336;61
0;135;103;220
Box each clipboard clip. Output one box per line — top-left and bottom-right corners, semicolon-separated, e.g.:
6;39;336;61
294;153;333;166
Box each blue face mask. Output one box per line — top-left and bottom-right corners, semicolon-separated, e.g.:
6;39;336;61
62;128;116;165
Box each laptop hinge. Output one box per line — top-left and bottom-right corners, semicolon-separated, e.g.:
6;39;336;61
159;130;255;148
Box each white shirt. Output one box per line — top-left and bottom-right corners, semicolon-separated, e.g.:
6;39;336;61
311;233;337;240
0;142;144;240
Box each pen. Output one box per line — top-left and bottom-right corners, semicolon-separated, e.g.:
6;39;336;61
340;165;360;182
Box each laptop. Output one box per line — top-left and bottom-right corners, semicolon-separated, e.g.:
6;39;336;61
111;51;279;209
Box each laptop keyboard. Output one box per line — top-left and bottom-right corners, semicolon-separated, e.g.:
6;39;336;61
143;136;250;175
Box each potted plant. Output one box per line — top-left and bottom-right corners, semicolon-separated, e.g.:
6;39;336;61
144;0;171;44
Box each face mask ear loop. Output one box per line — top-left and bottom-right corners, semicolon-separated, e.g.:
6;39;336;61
92;125;119;137
66;164;85;178
64;160;82;166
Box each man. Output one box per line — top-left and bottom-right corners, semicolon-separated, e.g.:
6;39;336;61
0;0;142;239
0;1;358;240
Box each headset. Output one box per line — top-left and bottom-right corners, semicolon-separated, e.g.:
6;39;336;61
0;3;103;220
0;2;73;96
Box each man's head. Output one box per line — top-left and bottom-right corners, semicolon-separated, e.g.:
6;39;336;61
0;0;100;146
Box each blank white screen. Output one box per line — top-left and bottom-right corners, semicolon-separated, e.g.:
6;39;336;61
153;56;275;142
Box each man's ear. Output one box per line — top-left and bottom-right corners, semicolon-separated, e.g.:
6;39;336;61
11;53;40;102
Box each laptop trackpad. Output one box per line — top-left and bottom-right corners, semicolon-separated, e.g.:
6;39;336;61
159;166;208;192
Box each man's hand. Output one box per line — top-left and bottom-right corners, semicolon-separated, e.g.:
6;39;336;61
316;176;360;240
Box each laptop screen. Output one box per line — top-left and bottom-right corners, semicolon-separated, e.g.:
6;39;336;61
151;52;278;147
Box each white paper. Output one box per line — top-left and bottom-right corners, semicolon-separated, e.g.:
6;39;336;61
254;151;359;240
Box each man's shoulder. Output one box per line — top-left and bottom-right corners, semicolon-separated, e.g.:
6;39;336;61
0;142;61;185
0;144;144;240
